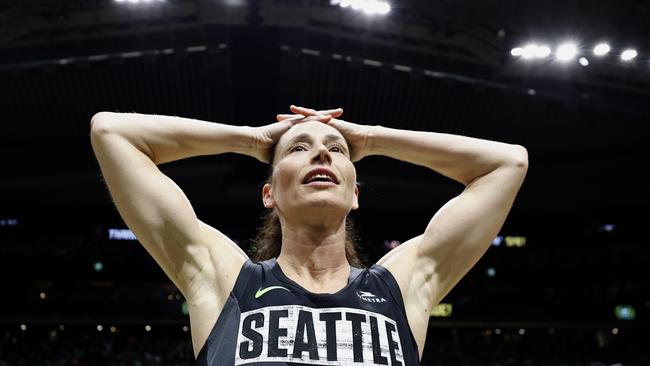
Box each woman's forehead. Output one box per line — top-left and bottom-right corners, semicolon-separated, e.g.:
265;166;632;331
278;121;345;146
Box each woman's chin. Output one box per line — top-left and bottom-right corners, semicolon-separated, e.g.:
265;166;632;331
294;199;349;214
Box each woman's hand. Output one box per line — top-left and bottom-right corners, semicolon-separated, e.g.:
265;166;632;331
250;109;341;163
275;106;344;122
279;105;373;162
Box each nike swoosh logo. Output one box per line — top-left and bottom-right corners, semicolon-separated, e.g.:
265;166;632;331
255;286;291;299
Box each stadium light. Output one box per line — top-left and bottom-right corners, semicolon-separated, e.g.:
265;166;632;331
593;43;610;56
556;43;578;62
579;57;589;66
535;45;551;58
333;0;390;15
621;49;637;61
521;44;537;59
351;0;364;10
514;44;551;59
363;1;391;15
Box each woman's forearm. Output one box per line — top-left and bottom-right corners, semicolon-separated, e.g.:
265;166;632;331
367;125;527;186
90;112;253;165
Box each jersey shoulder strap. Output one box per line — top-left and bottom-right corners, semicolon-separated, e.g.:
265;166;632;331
368;264;408;317
231;258;260;299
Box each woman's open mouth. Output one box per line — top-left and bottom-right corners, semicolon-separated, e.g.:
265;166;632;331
303;180;337;187
302;169;339;185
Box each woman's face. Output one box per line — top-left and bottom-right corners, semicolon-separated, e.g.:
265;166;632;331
262;121;359;221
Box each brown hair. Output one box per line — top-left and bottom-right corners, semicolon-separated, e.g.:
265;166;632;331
250;139;365;268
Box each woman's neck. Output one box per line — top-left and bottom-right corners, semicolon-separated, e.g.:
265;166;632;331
276;221;350;293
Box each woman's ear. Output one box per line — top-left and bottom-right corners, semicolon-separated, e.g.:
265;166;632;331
351;183;360;210
262;183;275;208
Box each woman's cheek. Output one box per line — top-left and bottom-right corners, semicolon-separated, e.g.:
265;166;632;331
275;163;300;191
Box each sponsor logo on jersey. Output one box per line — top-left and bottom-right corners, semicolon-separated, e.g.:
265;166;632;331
255;286;292;299
235;305;404;365
356;290;387;303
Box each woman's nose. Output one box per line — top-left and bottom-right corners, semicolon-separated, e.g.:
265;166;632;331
312;145;332;164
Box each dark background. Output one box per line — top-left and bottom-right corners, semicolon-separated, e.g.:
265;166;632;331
1;0;649;364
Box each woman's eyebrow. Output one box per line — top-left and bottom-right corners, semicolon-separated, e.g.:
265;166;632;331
287;133;313;146
323;134;346;145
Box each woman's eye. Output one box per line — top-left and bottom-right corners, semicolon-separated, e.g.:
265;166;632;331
330;145;346;153
290;145;306;152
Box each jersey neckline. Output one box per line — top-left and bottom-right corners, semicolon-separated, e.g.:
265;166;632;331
267;257;363;297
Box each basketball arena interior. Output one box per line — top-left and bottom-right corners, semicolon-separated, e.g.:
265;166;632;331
1;0;649;364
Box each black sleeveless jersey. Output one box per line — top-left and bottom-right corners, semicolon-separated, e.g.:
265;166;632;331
195;258;420;365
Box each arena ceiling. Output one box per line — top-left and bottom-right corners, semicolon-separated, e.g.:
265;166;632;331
1;0;649;222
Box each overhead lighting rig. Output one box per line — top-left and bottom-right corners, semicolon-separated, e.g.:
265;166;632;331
510;40;641;69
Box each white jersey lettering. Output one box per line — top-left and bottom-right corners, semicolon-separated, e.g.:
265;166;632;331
235;305;404;365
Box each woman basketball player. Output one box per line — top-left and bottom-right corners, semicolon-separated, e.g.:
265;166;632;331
90;105;528;365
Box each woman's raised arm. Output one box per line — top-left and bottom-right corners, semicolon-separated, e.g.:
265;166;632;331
91;112;265;356
368;125;528;352
89;112;254;298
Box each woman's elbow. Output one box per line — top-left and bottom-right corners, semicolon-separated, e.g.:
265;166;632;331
511;144;529;170
90;112;118;135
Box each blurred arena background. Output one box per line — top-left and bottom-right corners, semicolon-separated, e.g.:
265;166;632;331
1;0;649;364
